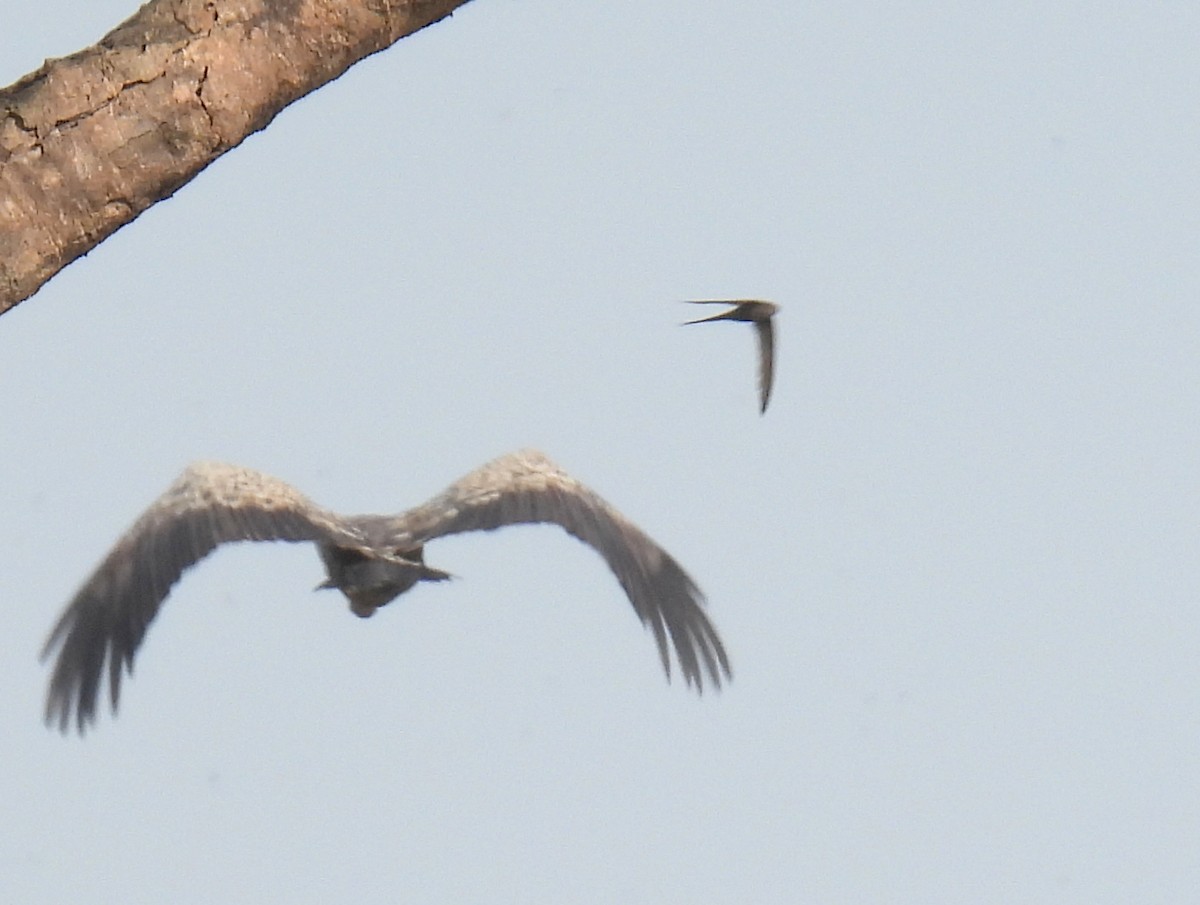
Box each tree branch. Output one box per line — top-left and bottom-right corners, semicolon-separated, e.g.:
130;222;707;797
0;0;476;315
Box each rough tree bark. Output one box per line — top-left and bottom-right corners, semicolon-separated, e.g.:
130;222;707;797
0;0;476;316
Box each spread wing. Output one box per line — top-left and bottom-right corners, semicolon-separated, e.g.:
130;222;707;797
383;450;731;691
42;462;365;733
755;316;776;414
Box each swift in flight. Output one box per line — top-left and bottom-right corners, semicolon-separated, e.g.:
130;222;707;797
684;299;780;414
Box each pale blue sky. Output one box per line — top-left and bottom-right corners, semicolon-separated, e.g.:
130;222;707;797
3;2;1200;902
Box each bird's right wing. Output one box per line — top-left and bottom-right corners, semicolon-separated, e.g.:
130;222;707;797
384;450;731;692
755;317;776;414
41;462;366;733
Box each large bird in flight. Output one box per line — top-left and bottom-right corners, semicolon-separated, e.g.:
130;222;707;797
41;449;730;733
684;299;780;414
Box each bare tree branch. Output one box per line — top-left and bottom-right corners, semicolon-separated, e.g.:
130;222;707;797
0;0;476;315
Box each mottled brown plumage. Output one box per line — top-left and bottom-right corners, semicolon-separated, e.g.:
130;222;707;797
41;450;730;732
684;299;780;413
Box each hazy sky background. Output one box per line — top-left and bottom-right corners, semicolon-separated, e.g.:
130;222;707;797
3;2;1199;902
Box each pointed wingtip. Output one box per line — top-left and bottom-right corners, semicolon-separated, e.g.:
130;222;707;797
681;309;734;326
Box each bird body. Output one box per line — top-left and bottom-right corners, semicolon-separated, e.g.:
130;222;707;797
41;450;730;732
315;539;451;618
684;299;780;413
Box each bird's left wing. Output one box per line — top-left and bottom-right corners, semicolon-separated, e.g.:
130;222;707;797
382;450;731;691
42;462;367;733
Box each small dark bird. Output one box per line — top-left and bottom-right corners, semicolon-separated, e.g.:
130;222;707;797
41;450;730;733
684;299;780;413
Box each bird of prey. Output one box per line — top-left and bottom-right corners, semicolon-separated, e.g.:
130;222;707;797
41;449;730;733
684;299;780;414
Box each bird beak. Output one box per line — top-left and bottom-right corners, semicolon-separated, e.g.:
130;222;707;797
314;579;335;591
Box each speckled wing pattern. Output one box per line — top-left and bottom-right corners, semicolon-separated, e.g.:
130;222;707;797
383;449;731;691
41;462;367;733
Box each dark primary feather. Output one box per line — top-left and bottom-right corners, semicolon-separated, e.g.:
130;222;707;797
41;451;731;733
383;450;730;691
41;463;368;733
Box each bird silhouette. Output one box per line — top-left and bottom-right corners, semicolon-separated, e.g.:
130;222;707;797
684;299;779;413
41;449;730;733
